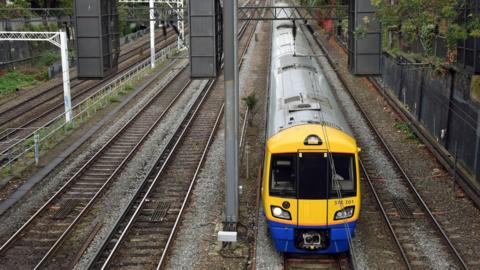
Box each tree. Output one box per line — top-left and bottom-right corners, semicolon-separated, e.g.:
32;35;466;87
372;0;480;62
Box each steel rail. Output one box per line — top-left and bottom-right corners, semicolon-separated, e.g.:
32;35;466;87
333;36;480;208
157;3;264;267
156;89;224;270
284;253;351;270
85;80;203;269
33;78;193;269
0;64;187;254
0;63;189;267
99;78;216;269
96;3;260;269
359;160;412;270
368;77;480;208
309;27;469;270
0;33;177;147
0;30;170;127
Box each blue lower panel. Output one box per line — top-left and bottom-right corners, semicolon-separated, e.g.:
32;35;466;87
267;220;357;254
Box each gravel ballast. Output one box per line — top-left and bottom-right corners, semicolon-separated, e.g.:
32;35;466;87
0;59;188;245
73;75;208;270
309;26;480;268
165;19;271;270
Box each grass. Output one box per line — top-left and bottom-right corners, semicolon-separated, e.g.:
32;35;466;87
108;95;120;103
0;48;178;181
394;121;420;142
0;71;40;95
0;49;62;95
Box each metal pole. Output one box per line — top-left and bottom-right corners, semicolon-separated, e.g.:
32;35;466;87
150;0;155;68
34;131;40;166
60;31;72;122
224;0;239;227
178;0;184;49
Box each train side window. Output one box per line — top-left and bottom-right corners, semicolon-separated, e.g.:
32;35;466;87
330;154;356;198
270;154;296;197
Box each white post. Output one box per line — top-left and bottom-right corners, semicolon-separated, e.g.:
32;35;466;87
150;0;156;68
60;31;72;122
178;0;184;49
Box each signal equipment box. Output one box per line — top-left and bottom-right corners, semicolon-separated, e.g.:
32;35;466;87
348;0;381;75
74;0;120;79
189;0;222;78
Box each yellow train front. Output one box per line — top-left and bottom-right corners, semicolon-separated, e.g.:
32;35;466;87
262;3;360;254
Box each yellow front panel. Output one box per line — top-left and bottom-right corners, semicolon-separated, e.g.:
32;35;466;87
267;125;357;154
262;124;361;227
297;199;328;226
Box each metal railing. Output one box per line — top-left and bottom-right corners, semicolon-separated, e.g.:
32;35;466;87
0;42;179;175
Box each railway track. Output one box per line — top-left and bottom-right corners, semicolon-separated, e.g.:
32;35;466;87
0;30;168;126
0;60;190;269
0;31;177;153
357;109;468;269
88;78;220;270
284;254;352;270
82;4;261;270
0;1;259;268
301;23;470;269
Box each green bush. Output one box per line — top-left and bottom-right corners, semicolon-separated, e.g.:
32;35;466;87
242;93;258;111
37;51;60;67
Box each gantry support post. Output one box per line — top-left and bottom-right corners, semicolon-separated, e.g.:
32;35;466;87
0;31;72;123
177;0;185;49
150;0;156;68
60;31;72;122
222;0;239;237
118;0;186;52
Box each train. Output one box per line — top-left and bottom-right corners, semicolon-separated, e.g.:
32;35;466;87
261;2;361;254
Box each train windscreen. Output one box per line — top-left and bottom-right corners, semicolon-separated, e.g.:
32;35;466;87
270;154;297;197
269;153;356;198
298;153;329;199
329;154;356;198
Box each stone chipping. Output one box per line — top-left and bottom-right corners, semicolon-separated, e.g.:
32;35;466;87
74;76;208;270
0;60;188;244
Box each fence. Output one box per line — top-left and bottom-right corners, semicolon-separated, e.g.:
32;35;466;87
0;42;178;176
380;53;480;185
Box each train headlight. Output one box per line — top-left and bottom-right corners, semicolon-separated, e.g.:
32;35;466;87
271;206;291;220
304;134;323;145
334;206;355;220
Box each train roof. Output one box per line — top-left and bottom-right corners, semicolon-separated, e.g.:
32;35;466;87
267;10;353;141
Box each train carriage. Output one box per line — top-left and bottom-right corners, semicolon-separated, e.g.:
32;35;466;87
262;2;361;254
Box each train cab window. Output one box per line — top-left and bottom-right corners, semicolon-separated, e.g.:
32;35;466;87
270;154;296;197
298;153;329;199
330;154;356;198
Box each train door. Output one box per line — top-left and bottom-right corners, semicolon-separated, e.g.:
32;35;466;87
297;152;329;226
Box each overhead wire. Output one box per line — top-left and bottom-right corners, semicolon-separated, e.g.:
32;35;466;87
294;21;357;259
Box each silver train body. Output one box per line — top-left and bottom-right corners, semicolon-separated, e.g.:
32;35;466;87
267;5;352;139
